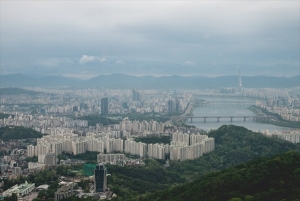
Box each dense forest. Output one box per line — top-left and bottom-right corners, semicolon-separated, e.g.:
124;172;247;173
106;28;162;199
76;115;120;126
134;136;170;144
0;113;10;119
134;151;300;201
0;126;43;141
107;161;185;199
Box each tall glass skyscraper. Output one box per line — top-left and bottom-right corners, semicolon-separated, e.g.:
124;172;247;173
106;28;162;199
94;163;107;192
101;98;108;115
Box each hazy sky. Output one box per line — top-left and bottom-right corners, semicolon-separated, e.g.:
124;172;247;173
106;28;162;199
0;1;299;79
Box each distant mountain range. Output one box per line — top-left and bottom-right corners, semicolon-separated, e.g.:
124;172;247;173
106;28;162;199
0;87;44;96
0;73;299;89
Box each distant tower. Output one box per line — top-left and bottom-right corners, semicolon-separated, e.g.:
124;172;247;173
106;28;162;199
132;89;140;101
101;98;108;115
94;163;107;192
238;70;243;96
168;100;174;113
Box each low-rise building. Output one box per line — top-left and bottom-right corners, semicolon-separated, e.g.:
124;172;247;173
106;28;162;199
2;181;35;197
97;153;125;165
54;182;77;201
28;162;45;170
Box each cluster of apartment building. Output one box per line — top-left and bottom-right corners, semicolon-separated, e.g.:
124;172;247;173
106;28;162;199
0;114;88;130
255;100;300;122
113;119;169;134
261;130;300;143
118;132;215;161
27;127;215;166
169;133;215;161
0;113;172;137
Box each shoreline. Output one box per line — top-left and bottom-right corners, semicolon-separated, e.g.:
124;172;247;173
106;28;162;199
248;106;300;129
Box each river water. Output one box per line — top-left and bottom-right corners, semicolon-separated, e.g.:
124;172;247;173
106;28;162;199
186;95;291;132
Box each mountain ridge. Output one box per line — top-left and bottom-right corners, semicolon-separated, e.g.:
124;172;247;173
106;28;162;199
0;73;299;89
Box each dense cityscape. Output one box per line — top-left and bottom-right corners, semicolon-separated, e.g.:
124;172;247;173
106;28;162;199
1;1;299;201
0;79;299;200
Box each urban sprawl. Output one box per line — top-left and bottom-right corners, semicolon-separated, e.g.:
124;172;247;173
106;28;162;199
0;86;299;200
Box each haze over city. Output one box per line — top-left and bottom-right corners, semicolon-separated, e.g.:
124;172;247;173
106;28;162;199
0;1;300;201
0;1;299;79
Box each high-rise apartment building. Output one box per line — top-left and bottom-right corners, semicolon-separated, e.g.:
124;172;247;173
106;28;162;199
101;98;108;115
45;153;56;166
94;163;107;192
168;100;173;113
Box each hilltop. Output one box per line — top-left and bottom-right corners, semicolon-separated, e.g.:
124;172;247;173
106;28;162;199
108;125;300;200
135;151;300;201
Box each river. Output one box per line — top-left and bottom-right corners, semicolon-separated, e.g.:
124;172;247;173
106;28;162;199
186;95;292;132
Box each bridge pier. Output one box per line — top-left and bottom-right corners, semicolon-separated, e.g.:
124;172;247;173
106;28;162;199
186;115;269;123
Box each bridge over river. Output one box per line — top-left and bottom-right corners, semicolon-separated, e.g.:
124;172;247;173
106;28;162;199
197;104;252;108
185;115;272;122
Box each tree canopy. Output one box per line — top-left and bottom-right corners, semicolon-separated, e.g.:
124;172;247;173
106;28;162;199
134;151;300;201
0;126;43;141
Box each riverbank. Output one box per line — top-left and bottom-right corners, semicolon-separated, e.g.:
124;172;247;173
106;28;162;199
248;106;300;129
171;101;196;128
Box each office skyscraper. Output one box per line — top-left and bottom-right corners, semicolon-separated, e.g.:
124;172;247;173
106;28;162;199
175;98;180;112
132;89;140;101
168;100;173;113
238;70;243;96
101;98;108;115
94;163;107;192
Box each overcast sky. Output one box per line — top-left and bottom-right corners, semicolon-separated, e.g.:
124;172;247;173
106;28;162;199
0;1;299;79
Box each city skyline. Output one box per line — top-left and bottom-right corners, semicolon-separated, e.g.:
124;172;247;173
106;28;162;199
0;1;299;79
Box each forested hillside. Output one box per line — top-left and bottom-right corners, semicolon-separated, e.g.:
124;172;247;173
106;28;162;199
109;125;300;200
134;151;300;201
167;125;299;180
107;161;185;199
0;126;43;141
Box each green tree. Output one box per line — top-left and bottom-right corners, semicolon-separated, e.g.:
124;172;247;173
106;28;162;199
11;193;17;201
37;190;46;198
245;195;254;201
229;198;243;201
